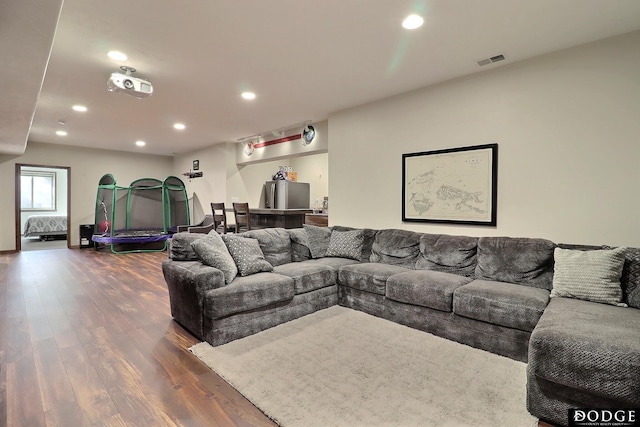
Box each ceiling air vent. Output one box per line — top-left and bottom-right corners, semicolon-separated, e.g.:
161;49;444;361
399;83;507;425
476;54;506;67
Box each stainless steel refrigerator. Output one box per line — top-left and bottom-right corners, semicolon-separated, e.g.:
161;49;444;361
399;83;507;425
265;181;310;209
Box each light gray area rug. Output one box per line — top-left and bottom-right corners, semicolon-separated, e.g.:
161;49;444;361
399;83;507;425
190;306;537;427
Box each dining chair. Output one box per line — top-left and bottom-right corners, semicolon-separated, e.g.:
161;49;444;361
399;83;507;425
211;202;230;234
232;202;251;233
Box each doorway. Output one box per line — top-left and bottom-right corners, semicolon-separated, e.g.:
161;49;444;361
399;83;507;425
15;163;71;252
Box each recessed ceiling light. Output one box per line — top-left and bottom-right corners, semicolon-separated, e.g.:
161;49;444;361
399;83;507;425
56;130;67;136
402;14;424;30
72;105;87;112
241;91;256;100
136;140;146;147
107;50;128;61
173;123;186;130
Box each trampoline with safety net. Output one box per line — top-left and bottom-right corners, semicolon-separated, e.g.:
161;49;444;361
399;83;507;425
91;174;190;253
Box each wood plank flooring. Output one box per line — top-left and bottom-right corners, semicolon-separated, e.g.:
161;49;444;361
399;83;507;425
0;247;555;427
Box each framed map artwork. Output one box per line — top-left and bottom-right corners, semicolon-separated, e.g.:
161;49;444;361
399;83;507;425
402;143;498;226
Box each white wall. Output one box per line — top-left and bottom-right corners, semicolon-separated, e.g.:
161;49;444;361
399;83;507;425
172;143;227;223
172;141;328;226
227;149;329;209
0;141;173;250
328;31;640;247
20;166;68;234
236;120;328;165
291;153;328;208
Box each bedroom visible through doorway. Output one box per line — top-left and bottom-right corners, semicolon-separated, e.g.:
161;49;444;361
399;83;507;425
16;164;71;251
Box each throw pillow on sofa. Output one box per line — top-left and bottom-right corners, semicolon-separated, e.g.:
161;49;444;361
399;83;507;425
332;225;377;262
325;229;364;260
303;224;333;258
551;246;628;307
190;232;238;284
222;235;274;276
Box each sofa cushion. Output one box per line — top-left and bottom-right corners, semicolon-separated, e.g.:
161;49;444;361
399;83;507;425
204;272;295;319
303;224;333;258
222;235;273;276
332;226;377;262
305;257;361;269
273;261;337;294
169;232;204;261
190;233;238;284
339;263;410;295
415;234;478;277
528;297;640;405
621;247;640;309
325;229;364;260
453;280;550;332
551;247;627;307
289;228;312;262
475;237;555;290
370;229;421;268
243;228;292;266
386;270;473;312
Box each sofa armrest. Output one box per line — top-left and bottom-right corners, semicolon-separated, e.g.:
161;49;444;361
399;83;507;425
187;223;215;234
162;259;225;340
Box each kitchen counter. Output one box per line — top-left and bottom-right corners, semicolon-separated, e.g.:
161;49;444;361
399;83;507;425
249;208;312;229
250;208;312;215
304;213;329;227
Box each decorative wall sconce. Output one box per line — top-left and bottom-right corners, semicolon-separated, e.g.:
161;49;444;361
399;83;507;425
302;125;315;146
245;141;255;156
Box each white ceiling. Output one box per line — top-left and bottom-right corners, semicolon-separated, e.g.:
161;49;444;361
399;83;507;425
4;0;640;156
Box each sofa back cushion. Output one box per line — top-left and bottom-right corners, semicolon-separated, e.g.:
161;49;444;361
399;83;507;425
303;224;333;258
168;232;204;261
621;247;640;309
370;229;421;268
415;234;478;277
288;228;312;261
475;236;555;290
242;228;292;266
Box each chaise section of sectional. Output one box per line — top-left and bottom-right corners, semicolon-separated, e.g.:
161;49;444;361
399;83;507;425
527;297;640;426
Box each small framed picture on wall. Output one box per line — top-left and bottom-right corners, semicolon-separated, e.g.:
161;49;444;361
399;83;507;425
193;160;200;171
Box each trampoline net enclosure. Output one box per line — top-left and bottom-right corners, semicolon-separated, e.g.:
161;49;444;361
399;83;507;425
92;174;190;252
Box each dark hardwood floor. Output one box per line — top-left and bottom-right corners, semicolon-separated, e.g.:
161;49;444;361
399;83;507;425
0;247;555;426
1;248;276;427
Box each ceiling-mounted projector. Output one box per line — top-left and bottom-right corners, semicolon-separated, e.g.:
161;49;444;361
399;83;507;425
107;66;153;98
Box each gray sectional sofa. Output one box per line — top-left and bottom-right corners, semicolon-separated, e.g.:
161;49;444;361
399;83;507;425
161;225;640;427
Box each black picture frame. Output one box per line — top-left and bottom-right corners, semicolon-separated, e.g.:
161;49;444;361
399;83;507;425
193;160;200;171
402;143;498;226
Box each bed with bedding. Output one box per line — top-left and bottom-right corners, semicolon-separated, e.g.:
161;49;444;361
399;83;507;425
23;214;67;239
